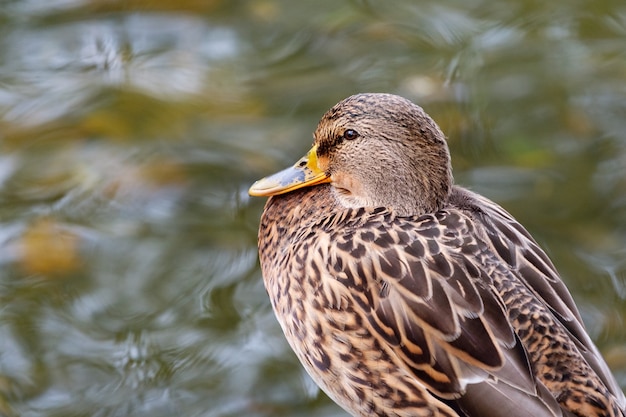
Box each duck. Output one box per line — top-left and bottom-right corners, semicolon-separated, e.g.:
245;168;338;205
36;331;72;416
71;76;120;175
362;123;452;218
248;93;626;417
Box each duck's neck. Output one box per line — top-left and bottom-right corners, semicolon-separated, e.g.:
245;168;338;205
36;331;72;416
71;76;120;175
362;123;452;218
261;185;340;233
330;162;453;217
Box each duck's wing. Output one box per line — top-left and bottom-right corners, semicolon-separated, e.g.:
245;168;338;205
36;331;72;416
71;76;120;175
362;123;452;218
320;207;565;417
472;191;626;413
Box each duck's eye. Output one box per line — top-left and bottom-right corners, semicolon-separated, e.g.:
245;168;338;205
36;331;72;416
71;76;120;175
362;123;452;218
343;129;359;141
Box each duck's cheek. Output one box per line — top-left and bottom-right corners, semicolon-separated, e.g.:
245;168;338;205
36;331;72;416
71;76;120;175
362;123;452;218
332;189;368;209
330;173;372;208
331;172;357;195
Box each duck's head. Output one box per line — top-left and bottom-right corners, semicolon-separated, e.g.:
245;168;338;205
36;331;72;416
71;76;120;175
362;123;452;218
249;93;453;216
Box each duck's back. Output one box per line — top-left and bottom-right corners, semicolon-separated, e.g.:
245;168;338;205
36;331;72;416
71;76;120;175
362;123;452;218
449;186;625;416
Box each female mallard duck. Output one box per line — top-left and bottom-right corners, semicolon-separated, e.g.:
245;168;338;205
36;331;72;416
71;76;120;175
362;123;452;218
249;93;625;417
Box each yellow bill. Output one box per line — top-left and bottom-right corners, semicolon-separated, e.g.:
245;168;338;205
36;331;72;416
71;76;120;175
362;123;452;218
249;145;330;197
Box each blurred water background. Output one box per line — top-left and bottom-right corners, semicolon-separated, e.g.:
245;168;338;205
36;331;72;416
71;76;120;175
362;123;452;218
1;0;625;416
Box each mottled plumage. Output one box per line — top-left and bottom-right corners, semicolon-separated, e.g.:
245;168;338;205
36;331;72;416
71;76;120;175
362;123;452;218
250;93;626;417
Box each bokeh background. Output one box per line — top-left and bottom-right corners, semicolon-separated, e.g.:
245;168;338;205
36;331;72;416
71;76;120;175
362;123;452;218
1;1;625;416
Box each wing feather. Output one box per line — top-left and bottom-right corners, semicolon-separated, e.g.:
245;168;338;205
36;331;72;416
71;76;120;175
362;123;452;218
473;193;626;410
326;209;526;400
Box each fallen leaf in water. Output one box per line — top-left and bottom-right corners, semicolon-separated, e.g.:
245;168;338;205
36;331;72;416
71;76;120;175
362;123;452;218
19;218;81;277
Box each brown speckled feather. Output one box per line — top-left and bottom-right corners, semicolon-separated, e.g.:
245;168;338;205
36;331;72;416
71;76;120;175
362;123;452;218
253;93;625;417
260;185;624;417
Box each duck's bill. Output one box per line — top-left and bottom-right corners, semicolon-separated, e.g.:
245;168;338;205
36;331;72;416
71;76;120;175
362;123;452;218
249;145;331;197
